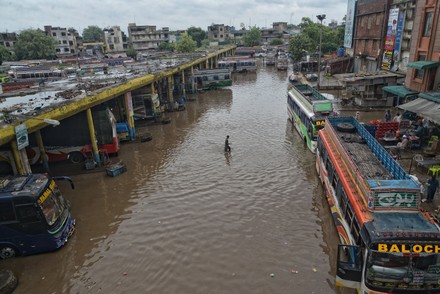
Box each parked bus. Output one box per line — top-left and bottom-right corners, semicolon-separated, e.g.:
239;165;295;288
316;116;440;293
276;53;289;70
218;57;257;73
0;173;75;258
287;84;333;153
193;68;232;90
26;108;119;164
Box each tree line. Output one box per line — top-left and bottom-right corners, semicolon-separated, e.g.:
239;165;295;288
0;20;344;64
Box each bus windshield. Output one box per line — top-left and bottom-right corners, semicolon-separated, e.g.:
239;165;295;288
366;250;440;290
38;184;66;227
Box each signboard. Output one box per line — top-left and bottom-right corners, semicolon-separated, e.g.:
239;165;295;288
344;0;356;48
381;8;399;70
392;11;405;68
374;192;417;208
15;123;29;151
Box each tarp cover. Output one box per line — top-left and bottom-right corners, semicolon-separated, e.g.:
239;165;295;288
382;85;418;98
407;61;440;70
398;98;440;125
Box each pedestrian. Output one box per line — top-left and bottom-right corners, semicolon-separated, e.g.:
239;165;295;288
224;135;231;152
424;175;439;203
355;111;360;121
384;110;391;122
393;112;402;123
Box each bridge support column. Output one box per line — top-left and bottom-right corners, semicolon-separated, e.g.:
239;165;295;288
10;140;25;175
167;76;173;107
181;69;186;98
35;130;49;171
191;67;195;93
124;92;135;141
86;108;101;165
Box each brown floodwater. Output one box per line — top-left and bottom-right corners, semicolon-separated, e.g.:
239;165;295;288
0;64;375;293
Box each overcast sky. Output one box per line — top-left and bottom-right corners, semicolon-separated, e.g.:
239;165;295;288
1;0;348;34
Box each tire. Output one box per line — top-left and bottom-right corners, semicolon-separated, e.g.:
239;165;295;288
68;152;85;164
0;246;17;259
336;123;356;133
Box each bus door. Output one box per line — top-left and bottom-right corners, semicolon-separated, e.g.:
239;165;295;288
336;244;362;289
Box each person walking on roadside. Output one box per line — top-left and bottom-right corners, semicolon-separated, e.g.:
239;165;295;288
384;110;391;122
224;135;231;152
424;175;439;203
355;111;361;121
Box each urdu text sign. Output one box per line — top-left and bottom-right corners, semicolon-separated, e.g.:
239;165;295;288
15;123;29;151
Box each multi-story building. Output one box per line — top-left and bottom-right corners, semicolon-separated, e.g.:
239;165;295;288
207;24;228;42
405;0;440;93
44;26;80;57
103;26;128;53
352;0;393;72
261;22;289;45
127;23;170;51
0;32;17;56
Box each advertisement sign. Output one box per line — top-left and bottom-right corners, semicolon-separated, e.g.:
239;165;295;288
15;123;29;151
381;8;400;71
393;11;405;65
344;0;356;48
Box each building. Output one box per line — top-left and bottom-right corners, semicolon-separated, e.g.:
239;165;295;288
127;23;170;51
103;26;128;53
0;32;17;56
405;0;440;93
352;0;393;72
207;24;229;42
44;26;81;57
260;22;289;45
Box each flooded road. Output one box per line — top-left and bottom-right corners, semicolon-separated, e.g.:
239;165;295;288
3;65;356;293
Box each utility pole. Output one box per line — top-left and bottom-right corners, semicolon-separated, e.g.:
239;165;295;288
316;14;326;91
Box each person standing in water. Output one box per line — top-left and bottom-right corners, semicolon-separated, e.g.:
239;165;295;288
225;135;231;152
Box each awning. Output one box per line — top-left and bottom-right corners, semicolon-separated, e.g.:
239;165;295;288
406;61;440;70
398;97;440;125
382;85;419;98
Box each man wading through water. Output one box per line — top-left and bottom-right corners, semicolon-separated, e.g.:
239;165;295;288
225;135;231;152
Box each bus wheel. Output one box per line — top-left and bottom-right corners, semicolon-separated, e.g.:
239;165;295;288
68;152;85;164
0;246;17;259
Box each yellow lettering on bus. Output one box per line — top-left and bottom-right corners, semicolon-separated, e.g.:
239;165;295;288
389;244;399;252
435;245;440;253
378;244;388;252
424;245;433;253
37;180;55;205
413;245;422;253
401;244;410;253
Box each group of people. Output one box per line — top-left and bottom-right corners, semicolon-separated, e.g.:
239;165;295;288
384;110;402;123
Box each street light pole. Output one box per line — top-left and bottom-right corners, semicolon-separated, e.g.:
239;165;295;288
316;14;326;91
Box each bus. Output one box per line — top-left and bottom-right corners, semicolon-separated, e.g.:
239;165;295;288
287;84;333;153
218;57;257;73
0;174;75;258
193;68;232;90
316;116;440;293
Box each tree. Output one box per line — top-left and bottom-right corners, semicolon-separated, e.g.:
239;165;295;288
126;47;137;60
0;45;14;64
187;27;207;47
288;34;313;62
14;29;56;60
158;42;174;51
270;38;283;46
243;26;261;47
83;25;104;42
175;32;197;53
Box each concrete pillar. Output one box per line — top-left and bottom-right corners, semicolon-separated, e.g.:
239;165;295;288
181;69;186;97
205;59;209;69
124;92;135;141
167;75;173;104
35;130;49;172
10;140;24;175
86;108;101;165
191;66;195;93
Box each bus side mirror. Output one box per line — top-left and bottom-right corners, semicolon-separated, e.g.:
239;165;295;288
53;176;75;190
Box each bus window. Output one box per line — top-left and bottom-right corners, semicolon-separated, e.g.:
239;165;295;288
38;190;65;227
0;200;15;222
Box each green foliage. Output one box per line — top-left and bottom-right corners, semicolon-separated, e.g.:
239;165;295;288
269;38;283;46
200;39;211;48
126;47;137;60
288;17;344;61
15;29;56;60
158;42;174;51
289;34;313;62
83;25;104;42
0;45;14;63
175;32;197;53
243;26;261;47
187;27;207;47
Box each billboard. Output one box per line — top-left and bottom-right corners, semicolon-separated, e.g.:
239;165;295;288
344;0;356;48
381;8;399;70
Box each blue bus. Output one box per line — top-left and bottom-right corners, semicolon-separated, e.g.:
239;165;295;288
0;174;75;258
